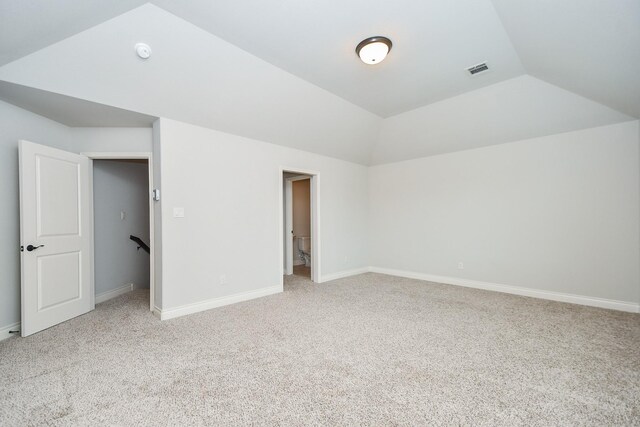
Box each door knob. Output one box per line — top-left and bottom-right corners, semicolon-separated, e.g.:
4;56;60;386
26;244;44;252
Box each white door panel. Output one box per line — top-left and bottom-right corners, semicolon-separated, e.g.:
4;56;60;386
19;140;93;337
36;155;81;236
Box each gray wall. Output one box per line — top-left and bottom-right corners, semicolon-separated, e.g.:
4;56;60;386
93;160;150;295
0;100;152;331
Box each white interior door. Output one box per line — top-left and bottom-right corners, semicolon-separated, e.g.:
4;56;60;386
19;140;93;337
285;179;293;275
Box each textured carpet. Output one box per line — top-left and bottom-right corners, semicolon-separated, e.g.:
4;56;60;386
1;273;639;426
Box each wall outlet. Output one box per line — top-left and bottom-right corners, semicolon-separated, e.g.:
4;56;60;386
219;274;227;286
457;262;464;270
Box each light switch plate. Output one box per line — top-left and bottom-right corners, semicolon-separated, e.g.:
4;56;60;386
173;207;185;218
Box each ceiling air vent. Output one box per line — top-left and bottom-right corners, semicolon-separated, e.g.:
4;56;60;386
467;62;489;76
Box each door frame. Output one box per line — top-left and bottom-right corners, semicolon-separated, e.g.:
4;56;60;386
279;167;320;283
82;152;155;311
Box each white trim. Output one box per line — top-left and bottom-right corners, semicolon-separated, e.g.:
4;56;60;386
0;322;20;342
83;152;155;313
87;159;95;311
319;267;371;283
95;283;135;304
284;179;293;275
369;267;640;313
157;285;282;321
287;175;311;182
81;152;151;159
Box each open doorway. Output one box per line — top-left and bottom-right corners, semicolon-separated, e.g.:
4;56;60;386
92;159;150;309
86;152;154;311
281;168;320;283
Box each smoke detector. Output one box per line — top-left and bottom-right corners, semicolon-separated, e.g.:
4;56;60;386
135;43;152;60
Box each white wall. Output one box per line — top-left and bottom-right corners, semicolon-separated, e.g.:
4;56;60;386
369;121;640;306
93;160;150;295
156;118;369;312
71;127;152;153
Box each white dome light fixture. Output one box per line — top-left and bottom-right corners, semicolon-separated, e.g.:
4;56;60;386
355;36;392;65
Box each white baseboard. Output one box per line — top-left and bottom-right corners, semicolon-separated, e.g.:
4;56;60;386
0;322;20;342
156;285;283;321
369;267;640;313
319;267;371;283
95;283;135;304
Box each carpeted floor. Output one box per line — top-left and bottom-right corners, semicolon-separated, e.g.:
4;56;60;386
1;273;639;426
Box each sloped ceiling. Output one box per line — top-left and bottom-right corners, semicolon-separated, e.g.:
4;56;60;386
0;1;637;165
372;75;633;164
150;0;525;118
0;0;144;66
0;81;156;127
0;0;526;117
491;0;640;118
0;4;380;165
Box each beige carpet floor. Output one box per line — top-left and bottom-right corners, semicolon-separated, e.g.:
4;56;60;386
1;273;639;426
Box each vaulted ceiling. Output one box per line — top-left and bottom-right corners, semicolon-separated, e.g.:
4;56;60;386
0;0;637;164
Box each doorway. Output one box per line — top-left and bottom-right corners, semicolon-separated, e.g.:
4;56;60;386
85;152;155;312
92;159;151;309
281;168;320;283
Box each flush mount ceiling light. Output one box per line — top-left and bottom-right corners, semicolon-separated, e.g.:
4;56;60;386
355;36;392;65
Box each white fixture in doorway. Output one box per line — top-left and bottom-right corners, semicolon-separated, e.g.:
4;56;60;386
280;168;320;283
297;236;312;267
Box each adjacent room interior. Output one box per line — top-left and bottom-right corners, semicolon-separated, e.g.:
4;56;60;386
93;159;151;307
283;171;314;280
0;1;638;425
